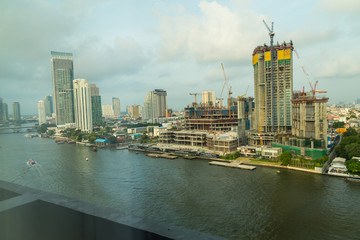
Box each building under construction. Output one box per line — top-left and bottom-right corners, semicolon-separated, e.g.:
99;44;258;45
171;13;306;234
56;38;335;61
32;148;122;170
159;97;254;153
271;92;329;159
249;41;294;146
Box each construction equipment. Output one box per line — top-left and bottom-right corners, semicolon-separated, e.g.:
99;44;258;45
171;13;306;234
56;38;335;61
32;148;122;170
294;50;327;99
239;85;250;98
189;93;201;105
220;63;232;117
263;20;275;130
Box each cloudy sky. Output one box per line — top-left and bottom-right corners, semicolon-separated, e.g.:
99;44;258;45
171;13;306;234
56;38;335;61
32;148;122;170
1;0;359;115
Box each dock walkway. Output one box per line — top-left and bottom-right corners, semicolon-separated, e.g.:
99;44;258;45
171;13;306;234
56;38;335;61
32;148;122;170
209;161;256;170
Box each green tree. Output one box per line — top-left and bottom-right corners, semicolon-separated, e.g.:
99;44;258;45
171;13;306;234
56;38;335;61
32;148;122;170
279;152;292;166
107;136;117;144
344;143;360;160
333;121;345;129
345;159;360;173
343;128;358;138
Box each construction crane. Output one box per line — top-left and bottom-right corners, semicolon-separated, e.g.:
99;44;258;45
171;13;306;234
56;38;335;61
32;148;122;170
294;49;327;99
239;85;250;98
189;93;201;105
220;63;232;117
263;20;275;130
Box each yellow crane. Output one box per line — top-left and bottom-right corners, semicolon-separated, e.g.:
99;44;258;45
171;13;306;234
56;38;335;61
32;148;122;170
239;85;250;98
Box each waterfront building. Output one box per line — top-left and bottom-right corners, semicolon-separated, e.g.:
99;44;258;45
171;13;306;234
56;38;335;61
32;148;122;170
38;100;46;125
102;105;114;118
249;41;294;146
112;97;121;117
51;51;75;125
89;84;103;125
272;92;329;159
12;102;21;122
44;95;53;117
2;102;8;122
130;104;140;119
142;89;167;123
202;91;215;107
73;79;93;133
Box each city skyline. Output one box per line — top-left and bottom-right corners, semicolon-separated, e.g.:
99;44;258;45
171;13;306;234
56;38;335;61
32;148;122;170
1;0;360;115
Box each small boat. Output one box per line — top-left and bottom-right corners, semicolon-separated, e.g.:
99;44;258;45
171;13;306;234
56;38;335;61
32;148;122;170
67;140;76;144
92;146;97;152
277;170;281;174
85;158;89;161
27;159;37;166
344;177;360;183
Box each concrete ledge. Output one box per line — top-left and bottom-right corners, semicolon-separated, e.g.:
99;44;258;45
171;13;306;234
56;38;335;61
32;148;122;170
0;180;224;240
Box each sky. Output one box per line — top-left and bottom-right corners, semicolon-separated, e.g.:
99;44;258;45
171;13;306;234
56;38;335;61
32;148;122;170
1;0;360;115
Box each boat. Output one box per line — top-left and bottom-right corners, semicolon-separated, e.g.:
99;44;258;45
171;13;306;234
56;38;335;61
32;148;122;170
92;146;97;152
67;140;76;144
56;141;66;144
344;177;360;183
55;139;66;143
146;153;160;158
27;159;37;166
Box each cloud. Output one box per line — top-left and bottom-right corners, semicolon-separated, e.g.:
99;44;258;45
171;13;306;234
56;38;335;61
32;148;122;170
318;0;360;14
157;1;265;63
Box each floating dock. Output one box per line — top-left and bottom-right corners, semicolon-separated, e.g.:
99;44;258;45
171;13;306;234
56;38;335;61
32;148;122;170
209;161;256;170
146;153;178;159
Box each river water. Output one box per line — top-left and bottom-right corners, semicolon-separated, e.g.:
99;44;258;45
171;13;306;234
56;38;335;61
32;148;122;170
1;131;360;239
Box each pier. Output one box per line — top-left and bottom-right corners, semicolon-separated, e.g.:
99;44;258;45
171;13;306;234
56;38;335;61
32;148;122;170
209;161;256;170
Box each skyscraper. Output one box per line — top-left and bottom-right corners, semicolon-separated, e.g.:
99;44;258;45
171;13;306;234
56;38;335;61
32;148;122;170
44;95;53;117
2;102;8;122
112;97;120;117
12;102;21;122
51;51;75;125
253;42;294;134
89;84;102;125
202;91;215;106
38;100;46;125
142;89;167;123
73;79;93;133
130;104;140;119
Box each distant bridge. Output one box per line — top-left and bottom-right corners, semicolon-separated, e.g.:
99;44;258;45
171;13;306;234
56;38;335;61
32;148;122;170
0;125;37;133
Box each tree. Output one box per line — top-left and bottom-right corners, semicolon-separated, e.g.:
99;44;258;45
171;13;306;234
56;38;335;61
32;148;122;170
343;128;358;138
345;159;360;173
333;121;345;129
344;143;360;160
279;152;292;166
107;136;117;144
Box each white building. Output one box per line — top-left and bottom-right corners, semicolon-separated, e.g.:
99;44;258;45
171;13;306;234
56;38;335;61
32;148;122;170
37;100;46;125
112;97;120;117
142;89;167;123
102;105;114;118
73;79;93;132
202;91;215;107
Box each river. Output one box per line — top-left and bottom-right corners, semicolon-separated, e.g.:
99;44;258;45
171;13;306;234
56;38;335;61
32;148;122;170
1;131;360;239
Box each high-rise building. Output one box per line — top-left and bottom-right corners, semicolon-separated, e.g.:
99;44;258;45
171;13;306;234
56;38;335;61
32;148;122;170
38;100;46;125
89;84;102;125
2;102;8;122
130;104;140;119
12;102;21;122
253;42;294;134
73;79;93;133
202;91;215;106
142;89;167;123
44;95;53;117
51;51;75;125
102;105;114;118
112;97;120;117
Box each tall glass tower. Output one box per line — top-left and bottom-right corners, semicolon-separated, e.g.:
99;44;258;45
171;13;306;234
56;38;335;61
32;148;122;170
51;51;75;125
12;102;21;122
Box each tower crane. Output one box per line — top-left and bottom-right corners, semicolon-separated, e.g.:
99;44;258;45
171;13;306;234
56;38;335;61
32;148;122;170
239;85;250;98
220;63;232;117
294;49;327;99
263;20;275;130
189;93;201;105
